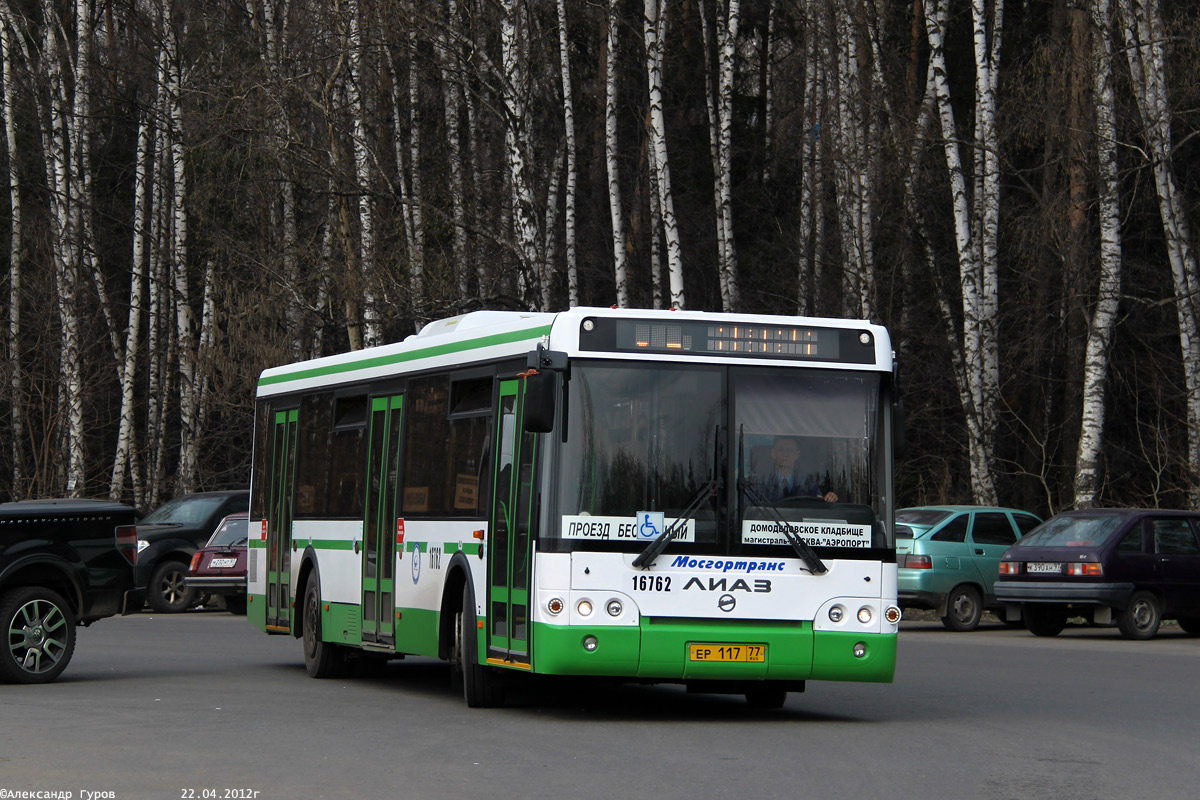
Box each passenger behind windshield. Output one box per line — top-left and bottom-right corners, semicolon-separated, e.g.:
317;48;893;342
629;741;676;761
756;435;838;503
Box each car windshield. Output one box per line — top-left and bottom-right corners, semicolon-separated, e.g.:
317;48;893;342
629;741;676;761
207;518;249;547
141;496;226;525
1015;514;1127;548
896;509;953;526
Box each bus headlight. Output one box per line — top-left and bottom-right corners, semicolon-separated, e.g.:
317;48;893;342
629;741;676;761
884;606;901;624
828;605;844;623
606;599;623;617
547;597;564;615
857;606;873;624
577;599;594;617
853;642;867;658
583;635;598;651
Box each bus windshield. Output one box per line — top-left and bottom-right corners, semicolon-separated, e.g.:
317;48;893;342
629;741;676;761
554;361;891;553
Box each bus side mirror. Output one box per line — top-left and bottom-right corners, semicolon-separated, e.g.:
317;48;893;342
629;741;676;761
894;401;907;460
523;370;556;433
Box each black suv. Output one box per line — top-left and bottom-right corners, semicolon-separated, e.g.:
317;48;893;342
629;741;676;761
136;490;250;613
0;498;143;683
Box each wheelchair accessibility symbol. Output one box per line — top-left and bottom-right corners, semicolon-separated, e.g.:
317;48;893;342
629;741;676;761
637;511;665;540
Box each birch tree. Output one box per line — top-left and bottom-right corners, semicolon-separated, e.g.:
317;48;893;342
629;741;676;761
109;105;153;501
1073;0;1123;508
925;0;1001;505
643;0;685;308
604;0;628;307
830;0;876;320
555;0;579;307
796;7;827;316
440;0;471;298
166;12;202;493
714;0;740;310
1;16;24;495
347;0;381;347
500;0;541;308
1116;0;1200;507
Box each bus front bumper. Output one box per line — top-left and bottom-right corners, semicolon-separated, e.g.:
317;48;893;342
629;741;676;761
529;619;896;684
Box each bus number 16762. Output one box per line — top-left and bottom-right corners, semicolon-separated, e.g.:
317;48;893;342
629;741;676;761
632;575;672;592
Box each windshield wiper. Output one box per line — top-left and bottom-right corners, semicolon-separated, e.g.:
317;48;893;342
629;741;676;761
739;479;828;575
632;479;717;569
736;425;827;575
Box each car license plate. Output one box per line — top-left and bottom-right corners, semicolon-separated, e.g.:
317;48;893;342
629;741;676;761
209;557;238;569
1026;562;1061;573
688;643;766;663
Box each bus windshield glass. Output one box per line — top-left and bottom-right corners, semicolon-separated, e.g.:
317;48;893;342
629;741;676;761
554;362;890;553
558;363;723;545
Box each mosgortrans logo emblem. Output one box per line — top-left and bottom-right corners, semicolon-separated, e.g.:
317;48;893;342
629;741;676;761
668;555;785;572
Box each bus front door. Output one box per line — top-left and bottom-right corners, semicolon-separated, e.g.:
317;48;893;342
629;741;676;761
265;408;298;632
487;379;537;666
361;395;403;647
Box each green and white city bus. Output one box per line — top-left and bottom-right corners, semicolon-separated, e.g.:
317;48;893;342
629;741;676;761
248;307;902;707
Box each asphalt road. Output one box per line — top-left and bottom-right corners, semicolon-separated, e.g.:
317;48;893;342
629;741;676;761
2;612;1198;800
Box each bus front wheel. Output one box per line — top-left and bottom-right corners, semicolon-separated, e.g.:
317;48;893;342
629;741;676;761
458;583;504;708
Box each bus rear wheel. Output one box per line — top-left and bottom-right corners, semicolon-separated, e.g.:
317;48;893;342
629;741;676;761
458;583;504;708
303;574;346;678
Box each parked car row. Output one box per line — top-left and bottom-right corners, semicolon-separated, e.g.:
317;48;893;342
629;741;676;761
898;504;1200;640
136;490;249;613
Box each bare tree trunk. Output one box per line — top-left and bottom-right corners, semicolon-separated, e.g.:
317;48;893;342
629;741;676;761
797;6;825;316
648;141;664;309
1117;0;1200;506
110;108;152;501
407;27;426;327
556;0;579;307
831;0;875;321
541;149;564;310
1;16;24;496
501;0;540;307
697;0;728;305
604;0;628;307
715;0;740;310
1074;0;1123;508
761;0;776;184
167;13;199;494
644;0;685;308
440;0;470;298
347;0;380;347
925;0;999;505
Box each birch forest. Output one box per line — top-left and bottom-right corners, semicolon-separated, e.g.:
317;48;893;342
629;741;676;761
2;0;1199;517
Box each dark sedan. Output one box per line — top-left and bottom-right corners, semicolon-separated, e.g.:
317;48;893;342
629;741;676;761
185;512;249;614
996;508;1200;639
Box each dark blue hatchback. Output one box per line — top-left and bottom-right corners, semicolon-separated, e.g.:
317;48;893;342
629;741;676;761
995;509;1200;639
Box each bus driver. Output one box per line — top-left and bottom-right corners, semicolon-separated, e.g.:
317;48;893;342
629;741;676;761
762;436;838;503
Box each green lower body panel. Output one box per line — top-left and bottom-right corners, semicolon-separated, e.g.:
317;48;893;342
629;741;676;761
811;630;897;683
247;592;267;631
530;622;641;675
323;602;362;647
531;619;896;683
395;607;440;657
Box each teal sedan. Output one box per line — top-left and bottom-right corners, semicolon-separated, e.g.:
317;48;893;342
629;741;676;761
897;506;1042;631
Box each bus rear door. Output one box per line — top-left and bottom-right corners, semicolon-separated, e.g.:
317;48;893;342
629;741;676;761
265;408;298;632
362;395;403;648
